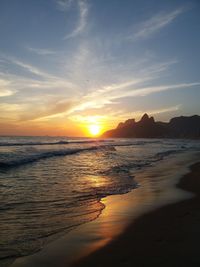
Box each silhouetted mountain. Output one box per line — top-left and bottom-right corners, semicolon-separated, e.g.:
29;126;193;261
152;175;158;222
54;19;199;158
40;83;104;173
102;114;200;139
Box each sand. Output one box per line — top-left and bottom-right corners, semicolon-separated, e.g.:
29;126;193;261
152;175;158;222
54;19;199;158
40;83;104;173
73;162;200;267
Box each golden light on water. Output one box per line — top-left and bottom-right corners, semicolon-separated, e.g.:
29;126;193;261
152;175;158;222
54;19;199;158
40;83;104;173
88;124;101;136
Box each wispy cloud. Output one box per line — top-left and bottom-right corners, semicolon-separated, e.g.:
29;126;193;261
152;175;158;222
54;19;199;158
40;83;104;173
20;99;76;121
26;46;56;56
64;0;89;39
87;60;178;99
0;88;14;97
10;58;54;79
2;56;78;90
70;80;200;115
1;48;197;124
129;7;185;41
15;56;183;120
0;79;16;97
151;105;181;115
117;82;200;99
56;0;74;11
0;54;81;121
0;103;23;121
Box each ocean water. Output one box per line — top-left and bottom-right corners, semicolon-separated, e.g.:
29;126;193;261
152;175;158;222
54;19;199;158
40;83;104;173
0;136;200;265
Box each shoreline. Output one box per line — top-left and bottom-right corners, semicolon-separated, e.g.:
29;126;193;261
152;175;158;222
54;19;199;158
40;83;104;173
9;152;199;267
73;161;200;267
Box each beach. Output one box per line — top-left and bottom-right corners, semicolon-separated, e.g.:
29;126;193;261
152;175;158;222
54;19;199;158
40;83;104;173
73;162;200;267
1;1;200;265
8;148;200;267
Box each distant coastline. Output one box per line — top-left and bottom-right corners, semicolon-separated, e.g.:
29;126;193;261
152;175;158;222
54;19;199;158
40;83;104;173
102;114;200;139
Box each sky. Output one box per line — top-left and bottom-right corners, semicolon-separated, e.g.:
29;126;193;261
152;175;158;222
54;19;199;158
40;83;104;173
0;0;200;136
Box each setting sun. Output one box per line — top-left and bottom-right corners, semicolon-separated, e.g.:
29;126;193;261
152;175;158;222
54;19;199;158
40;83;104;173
89;125;101;136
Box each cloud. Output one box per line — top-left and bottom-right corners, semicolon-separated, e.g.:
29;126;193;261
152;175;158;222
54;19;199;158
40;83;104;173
1;46;197;124
11;59;55;78
26;46;56;56
7;57;54;79
0;53;82;123
8;60;78;92
2;56;78;91
86;60;177;100
0;68;78;121
19;99;77;121
0;88;14;97
0;79;16;97
0;103;26;122
129;7;185;41
0;21;197;126
71;60;177;111
148;105;181;115
64;0;88;39
56;0;74;11
70;80;200;115
117;82;200;99
0;103;23;112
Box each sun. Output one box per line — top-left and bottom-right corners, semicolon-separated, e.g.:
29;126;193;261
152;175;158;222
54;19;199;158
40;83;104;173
88;124;101;136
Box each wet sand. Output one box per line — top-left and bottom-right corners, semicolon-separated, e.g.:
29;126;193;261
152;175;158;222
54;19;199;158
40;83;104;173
73;162;200;267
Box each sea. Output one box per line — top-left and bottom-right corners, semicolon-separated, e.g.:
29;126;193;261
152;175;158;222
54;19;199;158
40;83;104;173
0;136;200;266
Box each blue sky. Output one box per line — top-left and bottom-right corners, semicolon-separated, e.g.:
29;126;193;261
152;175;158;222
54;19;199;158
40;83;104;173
0;0;200;135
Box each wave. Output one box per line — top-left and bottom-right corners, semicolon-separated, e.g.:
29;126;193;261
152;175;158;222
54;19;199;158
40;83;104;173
0;145;117;170
0;139;165;147
0;145;185;171
0;140;68;146
105;140;163;147
101;162;149;176
0;147;98;169
0;139;111;147
100;150;185;178
0;138;190;171
154;149;181;161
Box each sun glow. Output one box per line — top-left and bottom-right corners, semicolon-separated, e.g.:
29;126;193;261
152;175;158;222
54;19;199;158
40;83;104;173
88;124;101;136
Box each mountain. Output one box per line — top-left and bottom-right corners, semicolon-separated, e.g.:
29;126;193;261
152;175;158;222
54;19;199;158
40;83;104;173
102;114;200;139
